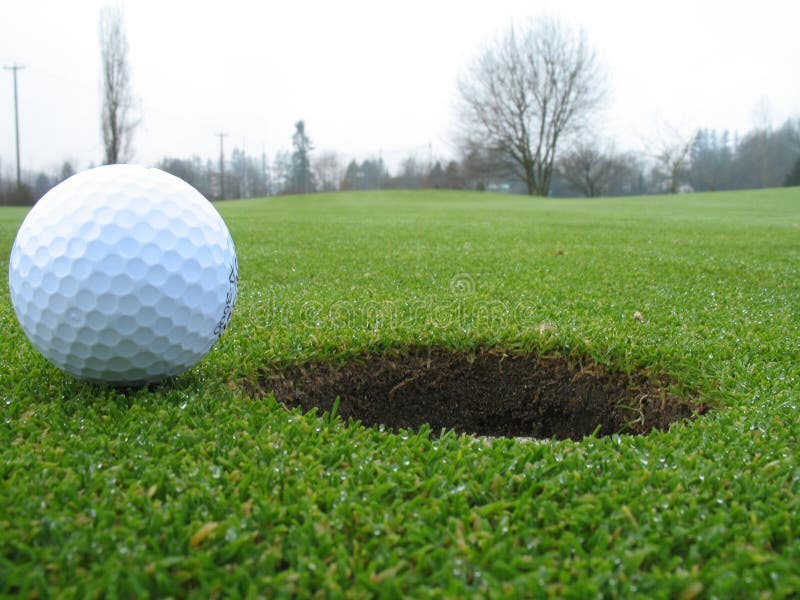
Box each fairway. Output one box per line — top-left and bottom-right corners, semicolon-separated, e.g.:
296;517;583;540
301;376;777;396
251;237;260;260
1;188;799;596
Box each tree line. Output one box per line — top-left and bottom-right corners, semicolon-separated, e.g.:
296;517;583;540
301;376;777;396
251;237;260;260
2;13;799;205
3;116;797;205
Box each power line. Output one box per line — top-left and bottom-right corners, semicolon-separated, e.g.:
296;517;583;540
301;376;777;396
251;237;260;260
3;63;25;189
215;132;227;199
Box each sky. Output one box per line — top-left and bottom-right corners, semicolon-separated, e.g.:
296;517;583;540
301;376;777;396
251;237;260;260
1;0;799;176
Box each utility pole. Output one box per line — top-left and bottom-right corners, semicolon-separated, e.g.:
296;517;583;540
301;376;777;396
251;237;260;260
216;132;227;199
3;63;25;189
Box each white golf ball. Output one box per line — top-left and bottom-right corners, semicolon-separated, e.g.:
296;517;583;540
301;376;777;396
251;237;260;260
7;164;238;385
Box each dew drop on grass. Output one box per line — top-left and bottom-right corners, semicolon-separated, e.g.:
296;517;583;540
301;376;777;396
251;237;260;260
450;484;467;496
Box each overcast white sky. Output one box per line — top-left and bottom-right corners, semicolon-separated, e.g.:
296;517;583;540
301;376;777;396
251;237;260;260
1;0;799;175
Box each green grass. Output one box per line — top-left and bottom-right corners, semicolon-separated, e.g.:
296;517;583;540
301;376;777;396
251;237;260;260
1;187;799;597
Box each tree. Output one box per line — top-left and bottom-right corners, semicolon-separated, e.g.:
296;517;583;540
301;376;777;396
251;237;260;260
443;161;463;189
312;152;343;192
98;3;138;164
649;127;694;194
59;161;75;183
290;120;314;194
157;156;211;197
688;128;735;192
459;140;506;191
340;158;390;191
227;147;269;198
732;119;800;189
558;142;627;197
272;150;293;194
457;17;606;196
362;158;390;189
32;172;53;200
397;155;423;189
428;161;445;189
340;160;360;191
786;156;800;187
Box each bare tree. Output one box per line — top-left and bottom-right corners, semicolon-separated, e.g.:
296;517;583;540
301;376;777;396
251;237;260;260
457;17;606;196
99;3;138;164
558;142;630;197
650;127;694;194
312;152;343;192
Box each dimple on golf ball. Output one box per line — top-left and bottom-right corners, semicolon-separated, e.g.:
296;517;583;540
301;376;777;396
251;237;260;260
7;164;238;385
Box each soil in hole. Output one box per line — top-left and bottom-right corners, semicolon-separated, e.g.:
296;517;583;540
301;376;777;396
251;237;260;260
257;347;706;440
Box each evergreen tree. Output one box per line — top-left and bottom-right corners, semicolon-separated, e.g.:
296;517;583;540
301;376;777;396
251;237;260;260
429;162;445;188
785;156;800;186
341;160;360;191
59;161;75;183
444;161;462;189
291;120;315;194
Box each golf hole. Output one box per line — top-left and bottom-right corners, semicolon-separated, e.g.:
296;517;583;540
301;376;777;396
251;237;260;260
257;347;706;440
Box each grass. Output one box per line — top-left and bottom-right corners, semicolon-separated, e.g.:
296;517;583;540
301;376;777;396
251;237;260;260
1;187;799;597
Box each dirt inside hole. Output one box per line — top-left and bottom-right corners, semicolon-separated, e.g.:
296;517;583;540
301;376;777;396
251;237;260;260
256;347;706;440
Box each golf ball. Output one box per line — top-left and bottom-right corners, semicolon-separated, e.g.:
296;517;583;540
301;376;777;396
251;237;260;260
7;164;238;384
